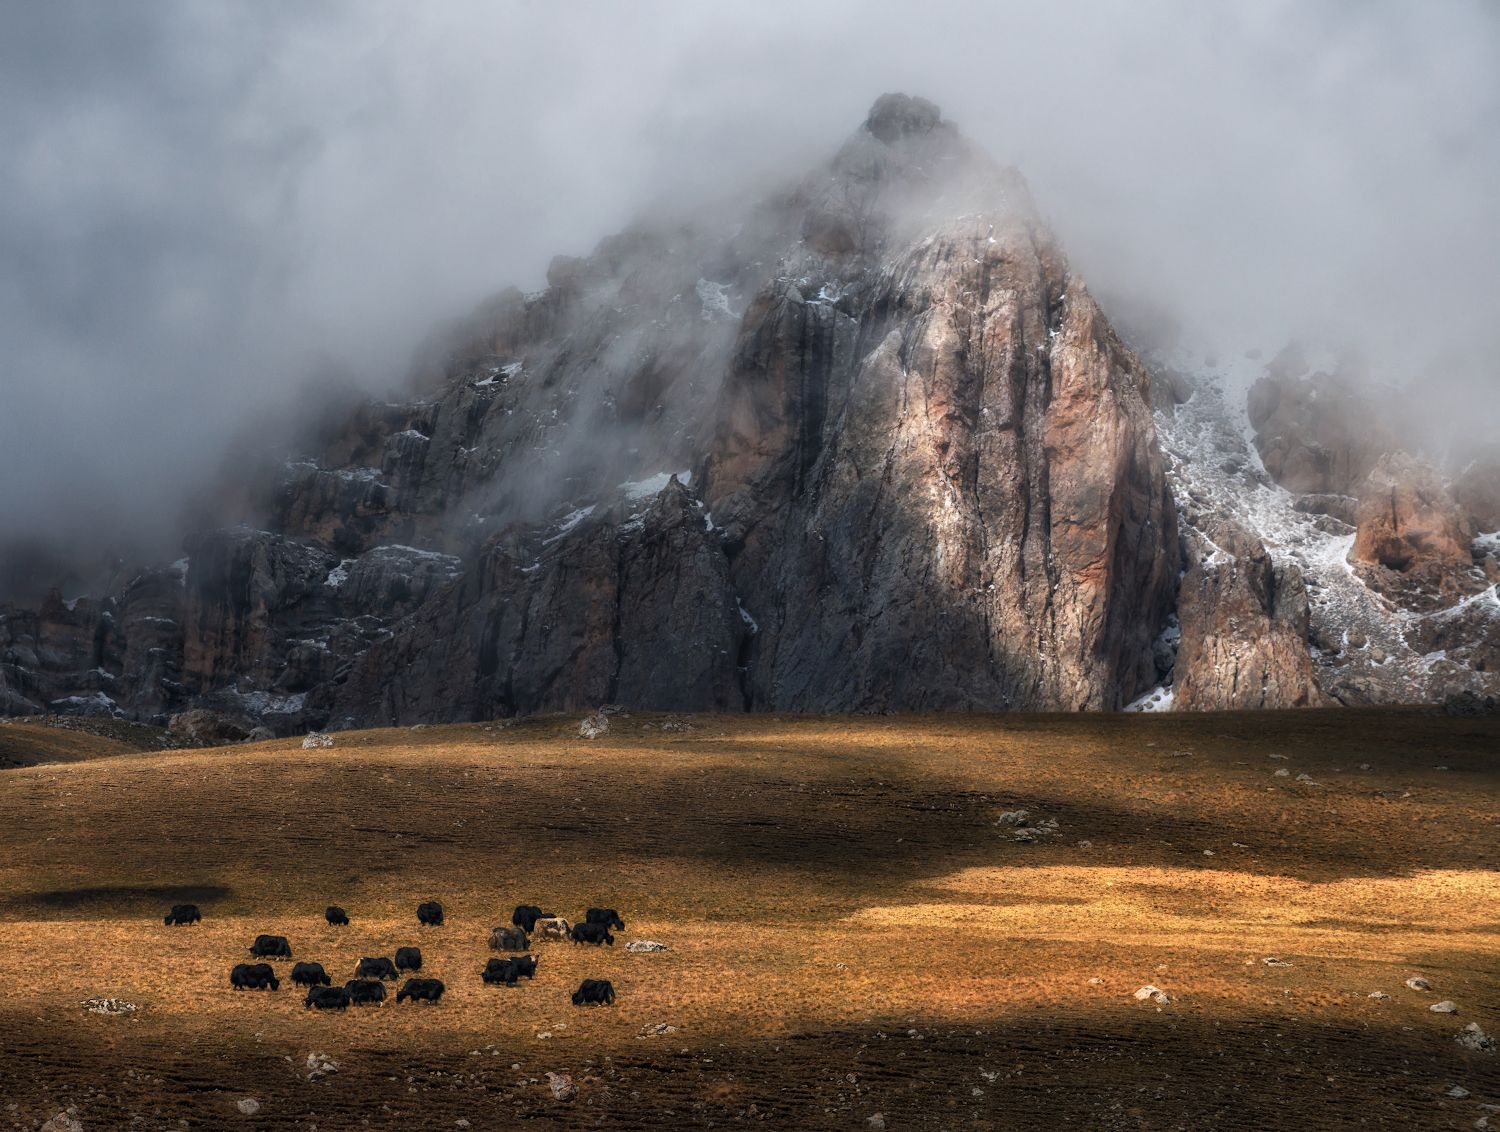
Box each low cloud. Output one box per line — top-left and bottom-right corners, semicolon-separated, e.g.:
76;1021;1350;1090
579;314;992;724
2;1;1496;572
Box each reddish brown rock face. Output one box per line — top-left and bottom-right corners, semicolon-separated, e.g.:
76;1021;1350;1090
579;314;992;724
1172;520;1323;711
1349;453;1482;611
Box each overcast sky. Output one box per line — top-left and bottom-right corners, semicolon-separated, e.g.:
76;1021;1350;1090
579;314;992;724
3;0;1497;562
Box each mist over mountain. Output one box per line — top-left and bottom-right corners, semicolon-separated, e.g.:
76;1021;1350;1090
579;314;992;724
3;1;1498;573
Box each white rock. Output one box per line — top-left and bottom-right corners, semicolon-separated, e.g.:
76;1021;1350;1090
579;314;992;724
236;1098;260;1116
637;1022;677;1038
1457;1022;1495;1052
1273;768;1290;777
545;1071;577;1101
1405;976;1433;991
1431;1000;1459;1014
40;1116;84;1132
1367;991;1391;1000
1449;1086;1471;1098
1133;985;1171;1004
1262;957;1291;967
578;711;609;739
302;731;335;749
866;1116;887;1130
625;940;669;953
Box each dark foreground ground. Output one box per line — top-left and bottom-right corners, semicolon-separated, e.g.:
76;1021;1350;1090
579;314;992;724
0;708;1496;1130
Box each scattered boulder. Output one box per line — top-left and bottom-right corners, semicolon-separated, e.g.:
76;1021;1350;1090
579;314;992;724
625;940;669;953
235;1098;261;1116
1406;976;1433;991
82;997;137;1015
1262;958;1291;967
1431;1000;1459;1014
866;1115;888;1131
1457;1023;1494;1053
40;1114;83;1132
1133;985;1171;1005
302;731;335;749
545;1071;577;1101
578;711;609;739
638;1022;677;1038
305;1052;339;1081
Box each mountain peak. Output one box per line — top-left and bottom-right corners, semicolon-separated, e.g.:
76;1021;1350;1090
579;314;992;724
863;93;945;144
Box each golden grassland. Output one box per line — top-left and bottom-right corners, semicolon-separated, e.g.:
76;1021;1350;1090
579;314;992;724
0;709;1496;1129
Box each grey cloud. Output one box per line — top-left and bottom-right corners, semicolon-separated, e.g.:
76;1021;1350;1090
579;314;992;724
2;0;1497;571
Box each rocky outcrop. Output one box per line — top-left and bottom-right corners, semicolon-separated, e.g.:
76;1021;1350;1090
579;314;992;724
1247;351;1396;496
1172;520;1323;710
1349;452;1483;611
327;480;743;725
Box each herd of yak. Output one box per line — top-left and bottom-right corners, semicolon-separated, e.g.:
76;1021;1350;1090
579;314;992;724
163;900;621;1011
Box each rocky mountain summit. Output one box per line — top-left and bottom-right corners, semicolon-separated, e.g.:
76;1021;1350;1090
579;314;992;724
2;95;1495;731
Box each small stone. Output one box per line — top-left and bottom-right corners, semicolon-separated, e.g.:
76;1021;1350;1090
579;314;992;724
1295;773;1319;784
638;1022;677;1038
866;1116;887;1131
1431;1000;1458;1014
545;1071;577;1101
236;1098;260;1116
1367;991;1391;1000
1076;840;1093;849
40;1115;84;1132
1273;768;1290;777
578;711;609;739
1449;1086;1471;1099
455;1121;471;1129
625;940;669;953
1087;977;1103;985
1457;1022;1494;1052
302;731;335;749
1262;957;1291;967
1202;849;1215;856
1405;977;1433;991
1133;985;1170;1005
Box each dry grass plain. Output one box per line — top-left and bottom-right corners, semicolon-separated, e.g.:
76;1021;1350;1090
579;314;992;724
0;709;1496;1130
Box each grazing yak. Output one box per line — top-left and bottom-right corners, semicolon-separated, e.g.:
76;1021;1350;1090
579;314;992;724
164;903;201;926
570;922;614;947
482;956;536;985
572;978;615;1006
355;956;399;981
482;958;520;985
416;901;444;926
535;916;571;941
291;962;331;988
395;978;445;1004
344;979;386;1006
230;963;279;991
304;985;349;1010
511;905;550;933
325;906;349;926
249;934;292;959
395;946;422;972
586;907;625;931
489;926;530;951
